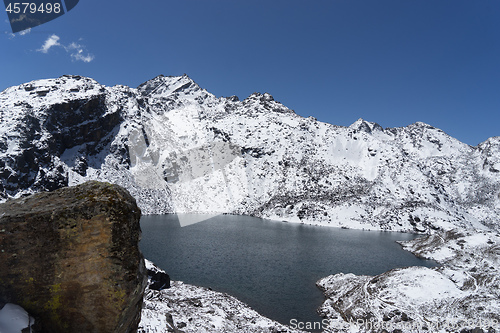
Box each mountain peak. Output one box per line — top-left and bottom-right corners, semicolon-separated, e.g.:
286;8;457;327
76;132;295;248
246;92;274;101
349;118;383;133
137;74;200;97
241;92;295;115
410;121;436;129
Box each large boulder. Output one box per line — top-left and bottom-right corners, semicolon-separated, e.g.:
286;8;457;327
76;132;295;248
0;181;147;333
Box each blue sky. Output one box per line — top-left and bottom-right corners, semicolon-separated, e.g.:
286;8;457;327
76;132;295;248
1;0;499;146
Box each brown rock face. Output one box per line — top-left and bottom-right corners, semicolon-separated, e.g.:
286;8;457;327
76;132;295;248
0;181;147;333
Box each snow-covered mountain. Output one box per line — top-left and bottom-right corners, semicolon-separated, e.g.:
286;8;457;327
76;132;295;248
1;74;499;233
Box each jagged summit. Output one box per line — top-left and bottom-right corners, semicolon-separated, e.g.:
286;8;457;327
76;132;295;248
349;118;383;133
137;74;201;97
246;92;274;101
407;121;441;130
241;92;294;115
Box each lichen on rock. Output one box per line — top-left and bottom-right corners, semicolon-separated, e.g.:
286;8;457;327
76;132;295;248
0;181;147;333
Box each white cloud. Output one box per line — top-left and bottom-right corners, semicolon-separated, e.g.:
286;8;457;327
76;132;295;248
37;34;94;62
6;27;31;39
38;34;60;53
65;42;81;50
18;28;31;35
10;14;28;23
71;49;94;63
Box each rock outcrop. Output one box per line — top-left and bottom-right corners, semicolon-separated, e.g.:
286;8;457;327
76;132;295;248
146;261;170;291
0;181;147;333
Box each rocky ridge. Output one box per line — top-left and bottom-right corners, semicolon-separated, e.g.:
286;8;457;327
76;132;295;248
0;74;499;233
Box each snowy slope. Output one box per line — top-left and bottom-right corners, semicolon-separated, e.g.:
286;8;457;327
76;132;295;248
317;229;500;332
1;74;498;233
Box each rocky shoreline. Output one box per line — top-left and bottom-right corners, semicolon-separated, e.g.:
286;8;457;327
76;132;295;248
316;229;500;333
139;260;306;333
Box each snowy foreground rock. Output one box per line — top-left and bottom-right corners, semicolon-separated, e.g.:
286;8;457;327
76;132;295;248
139;260;305;333
0;303;35;333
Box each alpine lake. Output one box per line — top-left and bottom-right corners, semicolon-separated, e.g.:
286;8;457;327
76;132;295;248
140;214;436;331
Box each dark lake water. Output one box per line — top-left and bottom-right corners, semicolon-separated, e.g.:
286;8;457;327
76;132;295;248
140;214;436;331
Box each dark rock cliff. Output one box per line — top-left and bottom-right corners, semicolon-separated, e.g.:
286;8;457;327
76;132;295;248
0;181;147;333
